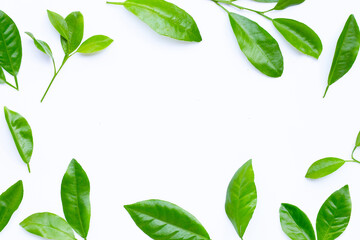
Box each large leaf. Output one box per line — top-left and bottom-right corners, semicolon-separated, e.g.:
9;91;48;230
325;15;360;97
305;158;345;179
124;199;210;240
25;32;54;60
77;35;113;54
0;10;22;76
229;12;283;78
225;159;257;239
61;11;84;54
274;0;305;10
0;181;23;232
109;0;202;42
47;10;69;40
273;18;322;58
279;203;315;240
4;106;33;173
61;159;91;238
316;185;351;240
20;212;76;240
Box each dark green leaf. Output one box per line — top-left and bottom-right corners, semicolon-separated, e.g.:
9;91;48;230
20;212;76;240
274;0;305;10
229;12;283;78
124;199;210;240
0;67;6;84
0;10;22;76
316;185;351;240
109;0;202;42
25;32;54;60
4;106;33;172
61;159;91;238
225;159;257;239
325;15;360;97
305;158;345;179
273;18;322;58
47;10;69;40
61;11;84;54
0;181;23;232
77;35;113;54
279;203;315;240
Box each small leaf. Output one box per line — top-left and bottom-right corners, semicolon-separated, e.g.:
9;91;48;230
305;158;345;179
77;35;113;54
316;185;351;240
229;12;283;78
4;106;33;172
354;131;360;148
25;32;54;60
225;159;257;239
273;18;322;58
47;10;69;40
61;159;91;238
0;181;23;232
279;203;315;240
20;212;76;240
325;15;360;97
274;0;305;10
0;67;6;84
110;0;202;42
125;199;210;240
61;11;84;54
0;10;22;76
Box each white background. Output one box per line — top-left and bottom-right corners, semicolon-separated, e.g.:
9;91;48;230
1;0;360;239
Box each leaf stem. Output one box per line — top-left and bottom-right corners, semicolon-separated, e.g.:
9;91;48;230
4;80;18;90
106;1;125;5
27;163;31;173
14;75;19;90
323;85;329;98
214;1;230;13
345;159;360;164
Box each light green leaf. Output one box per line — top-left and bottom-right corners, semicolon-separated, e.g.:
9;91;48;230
305;158;345;179
77;35;113;54
354;131;360;148
274;0;305;10
0;181;23;232
61;11;84;54
25;32;54;60
47;10;69;40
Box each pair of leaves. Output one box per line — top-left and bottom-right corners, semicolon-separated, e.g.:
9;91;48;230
4;107;33;172
324;15;360;97
0;181;23;232
280;185;351;240
107;0;202;42
21;159;91;239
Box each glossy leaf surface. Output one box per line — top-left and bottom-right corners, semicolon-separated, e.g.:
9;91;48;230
77;35;113;53
0;67;6;84
273;18;322;58
326;15;360;96
305;158;345;179
316;185;351;240
0;181;23;232
4;106;33;172
229;12;283;77
117;0;202;42
25;32;54;60
47;10;69;40
225;159;257;239
125;199;210;240
20;212;76;240
274;0;305;10
61;11;84;54
280;203;315;240
0;10;22;76
61;159;90;238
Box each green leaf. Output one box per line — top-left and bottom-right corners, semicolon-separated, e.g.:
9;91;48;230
0;67;6;84
274;0;305;10
273;18;322;58
77;35;113;54
253;0;278;2
225;159;257;239
229;12;283;78
20;212;76;240
109;0;202;42
355;131;360;148
316;185;351;240
279;203;315;240
61;11;84;54
25;32;54;60
305;158;345;179
47;10;69;40
61;159;91;238
124;199;210;240
4;106;33;173
0;181;23;232
325;15;360;97
0;10;22;76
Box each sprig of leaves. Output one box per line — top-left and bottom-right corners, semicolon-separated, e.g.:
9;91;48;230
306;130;360;179
280;185;351;240
21;159;91;240
27;10;113;102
